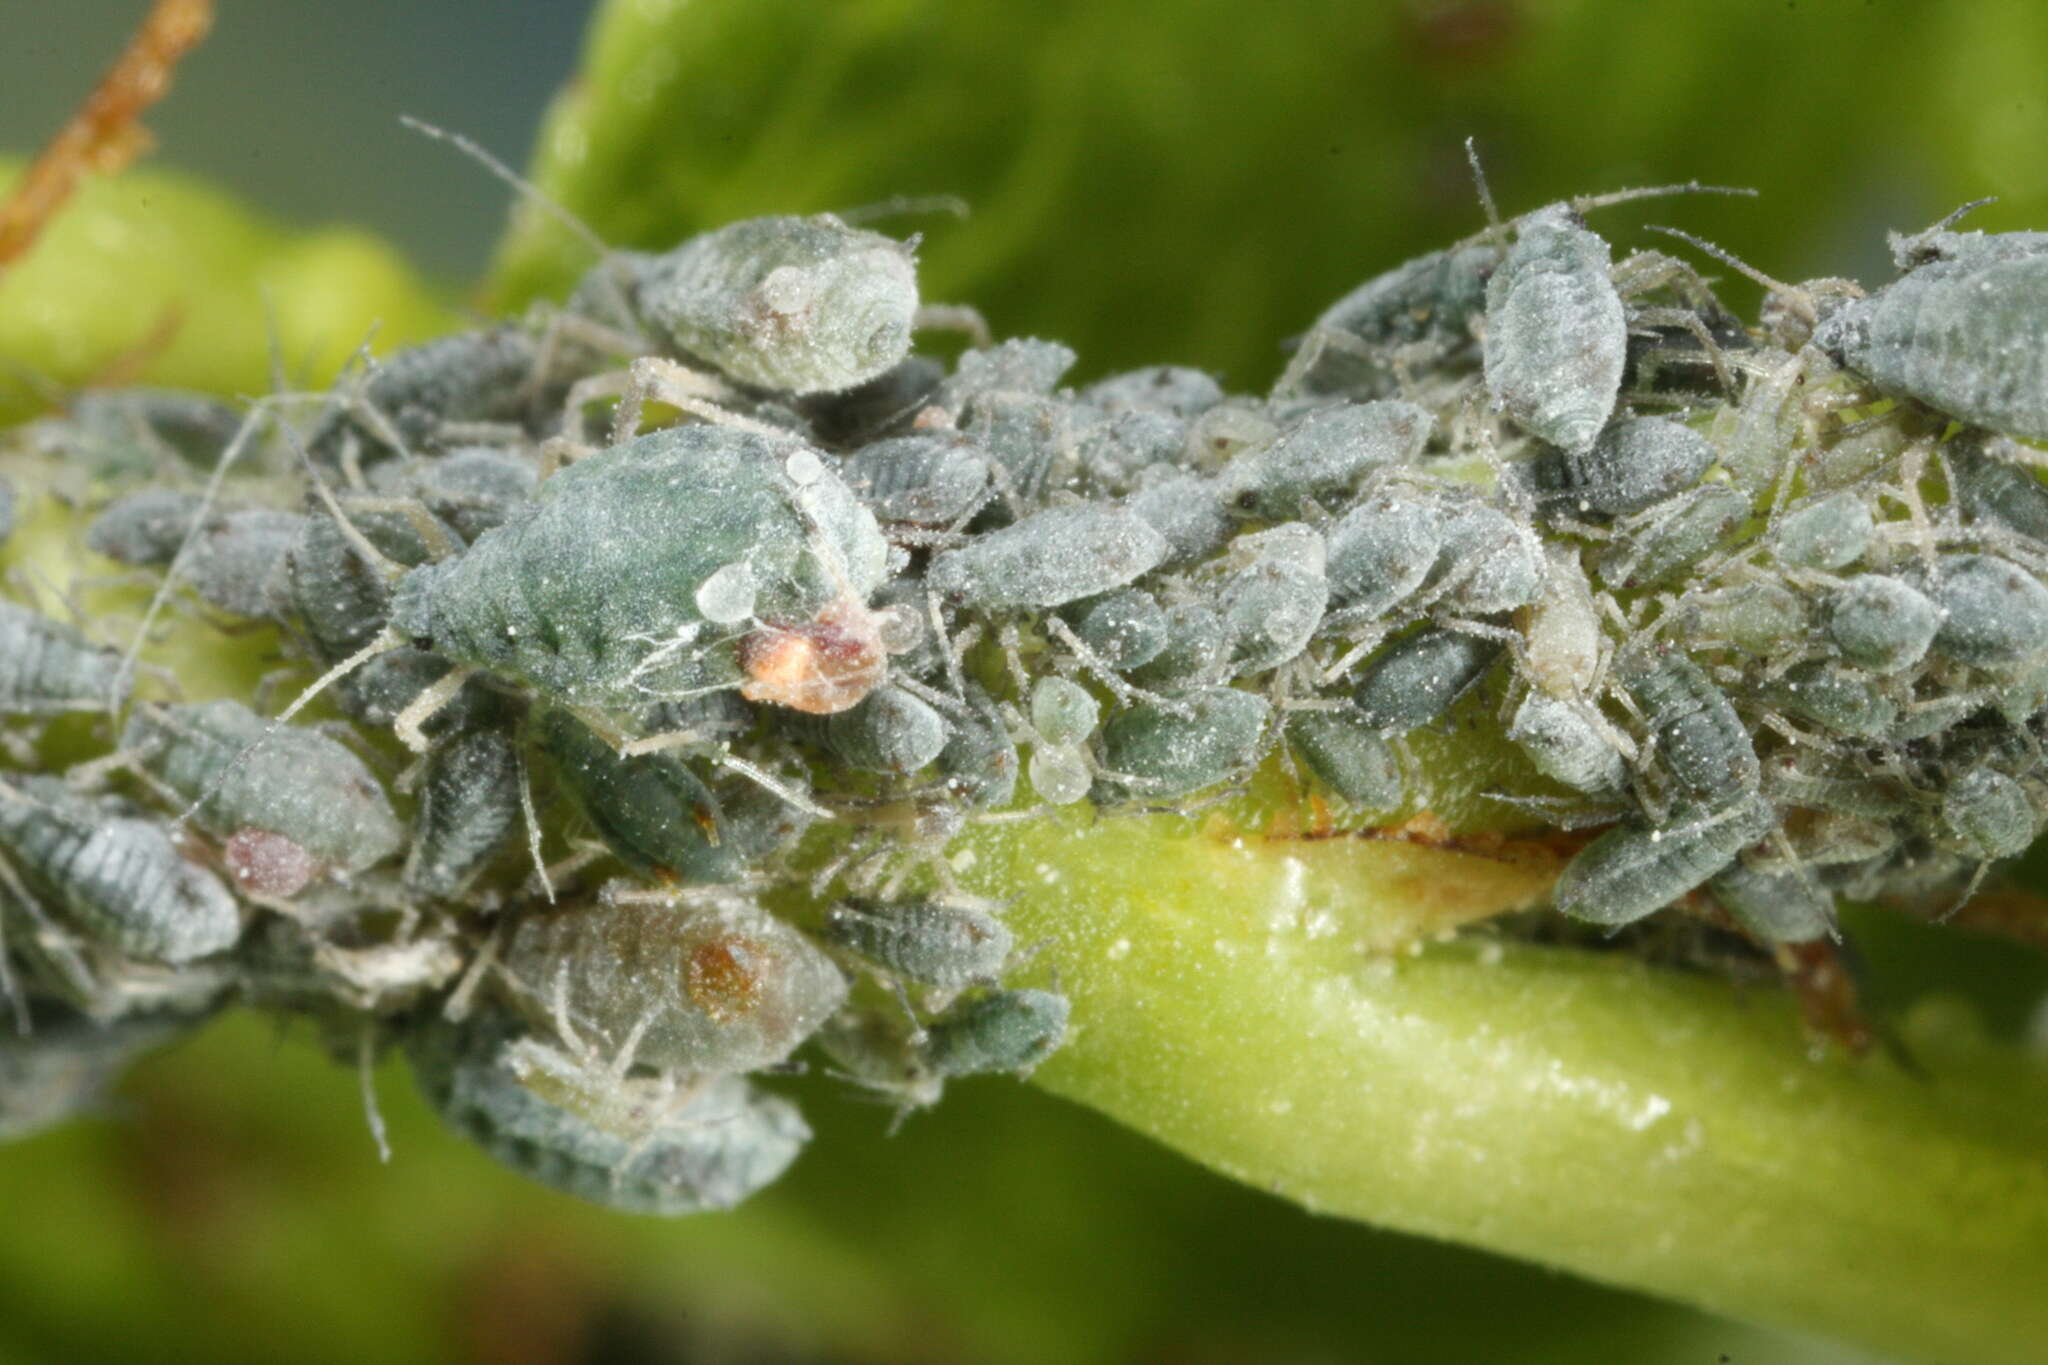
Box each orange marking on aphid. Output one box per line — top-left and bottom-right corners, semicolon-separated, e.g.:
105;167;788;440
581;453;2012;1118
685;935;765;1023
738;598;887;714
0;0;215;270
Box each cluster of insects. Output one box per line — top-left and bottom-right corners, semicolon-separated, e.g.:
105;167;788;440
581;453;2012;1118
4;164;2048;1212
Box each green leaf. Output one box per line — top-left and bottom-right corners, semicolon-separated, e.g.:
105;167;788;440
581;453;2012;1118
0;160;454;421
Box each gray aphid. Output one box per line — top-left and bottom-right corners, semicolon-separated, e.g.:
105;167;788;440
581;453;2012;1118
1824;575;1940;674
934;684;1020;809
404;725;523;899
1126;472;1233;568
1070;408;1187;494
1350;628;1501;733
1127;603;1228;689
0;602;126;716
1285;711;1404;810
1063;589;1170;672
1429;500;1546;615
1217;401;1431;519
1937;768;2038;861
37;388;245;479
1483;205;1626;454
1594;483;1749;590
1529;416;1714;518
820;899;1015;992
1622;651;1759;805
1551;797;1776;928
1082;365;1225;419
408;1013;809;1216
1096;687;1271;800
501;894;848;1075
1951;434;2048;541
813;1009;944;1114
1215;523;1329;674
289;498;458;662
1770;490;1874;571
392;425;891;716
838;433;991;526
926;503;1167;610
933;338;1078;415
1813;242;2048;441
382;446;540;543
0;776;241;964
814;685;951;777
121;700;403;874
1764;661;1898;741
537;708;736;882
88;493;300;619
1508;692;1627;795
921;987;1070;1078
309;327;544;467
634;214;919;395
1324;488;1443;617
1677;580;1810;655
1709;860;1835;944
1285;241;1497;398
84;489;202;565
1928;553;2048;663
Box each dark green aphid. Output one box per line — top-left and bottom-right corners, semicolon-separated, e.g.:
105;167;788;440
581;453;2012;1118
795;355;944;445
1770;490;1874;571
1595;483;1749;589
1063;589;1170;672
632;214;919;395
408;1013;809;1216
1096;687;1271;800
934;684;1020;810
309;326;545;468
501;894;848;1075
1217;400;1432;518
1350;628;1501;734
121;701;402;875
1286;710;1404;810
289;497;458;662
404;725;523;899
1950;434;2048;541
838;432;990;526
1709;860;1835;944
820;899;1014;991
0;603;126;716
1483;205;1626;454
1281;241;1497;399
1622;651;1759;805
377;446;540;543
1551;798;1776;928
1529;416;1714;518
391;425;891;716
922;987;1070;1078
1938;768;2038;861
1928;553;2048;663
1127;602;1228;689
1824;575;1940;674
0;777;241;964
334;647;501;740
926;503;1167;610
812;685;951;777
537;708;735;881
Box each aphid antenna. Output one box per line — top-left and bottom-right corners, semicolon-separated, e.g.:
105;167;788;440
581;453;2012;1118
284;423;411;582
835;193;971;227
1464;136;1508;255
355;1023;393;1163
1922;196;1998;237
398;113;620;276
109;394;280;713
1646;225;1832;323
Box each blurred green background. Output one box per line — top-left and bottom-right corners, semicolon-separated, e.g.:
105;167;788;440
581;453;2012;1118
4;1;2048;1360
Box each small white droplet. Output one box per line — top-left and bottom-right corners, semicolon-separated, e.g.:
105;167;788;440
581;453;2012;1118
785;449;826;486
1028;743;1092;805
695;561;758;624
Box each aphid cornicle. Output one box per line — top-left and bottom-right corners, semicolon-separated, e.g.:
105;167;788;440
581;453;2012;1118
1482;205;1627;454
120;701;403;876
390;424;892;717
501;893;848;1076
627;214;920;395
0;603;127;717
0;777;242;965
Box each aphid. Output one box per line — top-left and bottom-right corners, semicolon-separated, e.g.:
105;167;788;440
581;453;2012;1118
1507;692;1628;796
389;425;892;719
1813;234;2048;441
1125;472;1233;569
1323;487;1444;619
1070;408;1187;494
1280;241;1498;398
813;1008;944;1116
333;647;501;741
921;987;1070;1078
1675;580;1809;656
1095;687;1271;800
90;493;301;622
0;776;241;964
309;326;547;468
926;503;1167;611
796;355;944;445
1769;490;1874;571
0;1004;190;1142
933;338;1078;415
837;432;991;527
1082;365;1224;419
500;892;848;1076
1062;589;1170;673
1928;553;2048;663
29;388;245;480
404;725;523;899
1349;628;1501;734
537;708;736;882
1127;603;1228;690
1593;483;1749;590
1709;860;1835;944
1823;575;1940;674
0;602;126;716
630;214;920;395
1514;545;1604;700
1428;499;1546;616
933;684;1020;810
1216;400;1431;518
120;701;402;875
819;898;1015;992
1551;797;1776;928
288;498;459;662
408;1012;809;1216
1285;710;1404;810
1483;205;1626;454
1210;523;1329;676
810;685;951;778
1937;768;2038;861
376;446;540;543
1763;661;1897;741
1026;739;1094;807
1950;433;2048;541
1622;651;1759;806
1029;676;1100;747
1527;416;1714;519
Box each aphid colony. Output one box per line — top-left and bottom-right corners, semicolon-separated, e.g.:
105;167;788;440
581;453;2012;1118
4;194;2048;1213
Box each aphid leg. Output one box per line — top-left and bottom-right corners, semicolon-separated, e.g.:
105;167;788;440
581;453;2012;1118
612;355;781;443
513;746;554;906
0;850;37;1032
392;665;476;753
913;303;992;349
323;494;462;563
1041;616;1190;716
